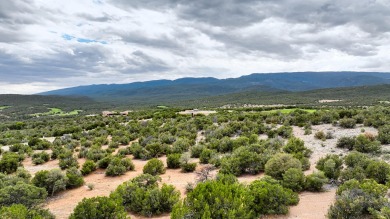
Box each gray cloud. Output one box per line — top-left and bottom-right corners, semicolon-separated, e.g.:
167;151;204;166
0;0;389;93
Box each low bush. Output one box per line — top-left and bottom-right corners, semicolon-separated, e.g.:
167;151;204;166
112;174;180;217
70;196;127;219
265;153;302;180
32;151;50;165
305;171;328;192
167;153;181;169
81;160;97;175
143;158;165;175
106;157;134;176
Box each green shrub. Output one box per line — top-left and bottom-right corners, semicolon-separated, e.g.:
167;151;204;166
0;152;21;174
199;148;215;164
378;125;390;144
97;155;112;169
66;167;84;189
282;168;305;192
59;150;79;170
106;157;134;176
220;145;268;176
171;175;253;219
336;136;356;150
32;151;50;165
365;160;390;184
314;131;326;141
190;144;204;158
180;162;197;172
354;134;381;153
81;160;97;175
265;153;302;180
167;153;181;169
32;169;68;196
112;174;180;217
249;178;299;215
0;204;54;219
316;154;343;179
344;151;370;169
339;118;356;128
143;158;165;175
339;166;366;182
305;171;328;192
328;179;389;219
70;196;128;219
0;183;47;207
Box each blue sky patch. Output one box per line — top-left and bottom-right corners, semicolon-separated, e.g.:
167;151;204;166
62;34;107;44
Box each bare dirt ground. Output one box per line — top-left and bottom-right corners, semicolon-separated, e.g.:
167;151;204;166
20;124;379;219
265;188;337;219
178;110;217;116
44;156;201;219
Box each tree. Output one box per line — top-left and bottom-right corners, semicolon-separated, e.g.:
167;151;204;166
70;196;128;219
265;153;302;180
143;158;165;176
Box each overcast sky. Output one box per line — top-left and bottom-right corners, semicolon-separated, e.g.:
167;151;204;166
1;0;390;94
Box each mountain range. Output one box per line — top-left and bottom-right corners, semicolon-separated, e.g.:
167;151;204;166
40;72;390;104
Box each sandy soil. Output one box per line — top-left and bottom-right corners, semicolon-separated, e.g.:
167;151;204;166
318;99;342;103
178;110;217;116
44;156;200;219
292;124;378;169
266;188;337;219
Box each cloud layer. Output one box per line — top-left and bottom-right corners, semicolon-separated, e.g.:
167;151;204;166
1;0;389;93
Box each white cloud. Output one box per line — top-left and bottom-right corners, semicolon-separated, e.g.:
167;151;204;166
0;0;389;94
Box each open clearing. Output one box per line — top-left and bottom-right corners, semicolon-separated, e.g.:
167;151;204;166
31;108;82;117
263;108;317;114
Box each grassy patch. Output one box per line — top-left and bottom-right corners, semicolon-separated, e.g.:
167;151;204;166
31;108;82;117
263;108;317;114
0;106;11;110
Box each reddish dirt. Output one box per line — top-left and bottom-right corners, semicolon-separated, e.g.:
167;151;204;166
43;156;200;219
265;188;337;219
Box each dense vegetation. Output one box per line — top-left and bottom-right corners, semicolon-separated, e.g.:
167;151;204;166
1;105;390;218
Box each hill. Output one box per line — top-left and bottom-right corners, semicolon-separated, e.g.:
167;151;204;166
0;95;106;121
39;72;390;103
175;84;390;108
